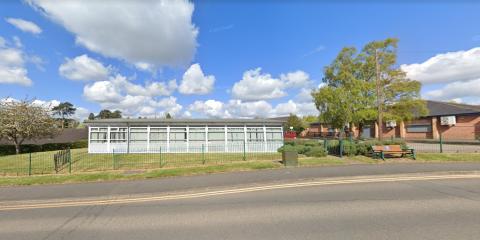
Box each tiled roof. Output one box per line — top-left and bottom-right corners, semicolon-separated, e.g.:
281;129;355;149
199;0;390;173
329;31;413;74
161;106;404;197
426;100;480;116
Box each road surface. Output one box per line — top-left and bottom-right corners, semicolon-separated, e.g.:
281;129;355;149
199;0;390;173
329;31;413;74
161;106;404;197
1;174;480;239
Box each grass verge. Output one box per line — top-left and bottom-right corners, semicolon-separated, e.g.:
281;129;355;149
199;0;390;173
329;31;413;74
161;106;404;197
2;153;480;187
0;161;283;187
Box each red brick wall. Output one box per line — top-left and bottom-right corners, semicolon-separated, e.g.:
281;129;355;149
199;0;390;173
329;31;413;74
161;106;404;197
437;115;480;140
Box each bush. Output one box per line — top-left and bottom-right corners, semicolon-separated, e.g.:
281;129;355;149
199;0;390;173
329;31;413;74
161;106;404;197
304;146;327;157
0;140;88;156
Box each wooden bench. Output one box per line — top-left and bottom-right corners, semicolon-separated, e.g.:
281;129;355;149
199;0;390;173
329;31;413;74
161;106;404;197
371;145;416;160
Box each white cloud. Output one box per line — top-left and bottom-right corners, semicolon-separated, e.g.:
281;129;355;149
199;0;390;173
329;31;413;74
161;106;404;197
0;36;33;86
83;80;123;103
280;70;311;88
231;68;312;101
232;68;287;101
83;74;181;117
5;18;42;34
28;0;198;68
401;47;480;84
179;63;215;95
189;100;230;118
424;78;480;102
111;75;177;97
59;54;110;81
226;100;273;118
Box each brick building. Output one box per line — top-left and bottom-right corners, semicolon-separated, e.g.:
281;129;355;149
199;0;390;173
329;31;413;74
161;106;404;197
305;101;480;140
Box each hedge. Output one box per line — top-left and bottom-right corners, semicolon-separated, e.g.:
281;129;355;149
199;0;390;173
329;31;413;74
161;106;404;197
0;139;88;156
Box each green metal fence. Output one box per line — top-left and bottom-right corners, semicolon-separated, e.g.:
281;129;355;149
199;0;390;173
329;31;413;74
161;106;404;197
0;143;282;176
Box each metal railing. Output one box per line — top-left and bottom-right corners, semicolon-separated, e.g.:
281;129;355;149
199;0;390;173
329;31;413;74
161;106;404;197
0;142;282;176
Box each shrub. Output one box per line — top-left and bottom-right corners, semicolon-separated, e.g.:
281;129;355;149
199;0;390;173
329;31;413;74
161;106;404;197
304;146;327;157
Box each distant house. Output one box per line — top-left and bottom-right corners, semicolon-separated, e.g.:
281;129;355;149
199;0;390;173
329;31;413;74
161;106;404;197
85;118;284;153
305;100;480;140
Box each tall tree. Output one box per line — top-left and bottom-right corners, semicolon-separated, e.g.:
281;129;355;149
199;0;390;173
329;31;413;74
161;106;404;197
312;38;427;140
165;112;172;119
52;102;76;128
0;99;59;154
88;113;95;120
360;38;428;140
284;114;306;135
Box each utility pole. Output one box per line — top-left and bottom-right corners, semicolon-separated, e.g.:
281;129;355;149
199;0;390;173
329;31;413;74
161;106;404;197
375;49;383;141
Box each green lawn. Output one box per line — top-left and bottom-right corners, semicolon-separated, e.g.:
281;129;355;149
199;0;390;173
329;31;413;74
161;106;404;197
0;148;282;176
0;161;283;187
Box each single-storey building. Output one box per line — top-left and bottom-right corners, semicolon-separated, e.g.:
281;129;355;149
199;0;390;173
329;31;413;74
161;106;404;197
305;100;480;140
85;118;284;153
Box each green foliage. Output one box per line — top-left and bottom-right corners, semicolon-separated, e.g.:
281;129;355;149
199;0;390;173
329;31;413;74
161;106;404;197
165;112;172;119
88;113;95;120
304;146;327;157
97;109;122;119
284;114;306;134
52;102;76;127
312;38;428;135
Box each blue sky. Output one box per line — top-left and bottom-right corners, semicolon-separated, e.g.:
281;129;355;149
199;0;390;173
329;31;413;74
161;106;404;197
1;0;480;120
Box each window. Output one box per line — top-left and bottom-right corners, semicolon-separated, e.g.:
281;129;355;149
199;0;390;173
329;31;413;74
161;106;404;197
266;127;283;141
110;127;127;143
247;127;264;142
227;127;244;142
150;128;167;143
189;127;205;142
208;127;225;143
130;128;147;143
170;127;187;142
406;124;432;133
90;128;107;143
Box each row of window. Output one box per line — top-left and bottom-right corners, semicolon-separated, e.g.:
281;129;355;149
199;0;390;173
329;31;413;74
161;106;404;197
90;127;283;143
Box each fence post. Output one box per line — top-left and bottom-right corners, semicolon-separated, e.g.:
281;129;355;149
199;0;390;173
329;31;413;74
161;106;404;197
202;144;206;164
324;139;328;153
159;146;163;168
28;152;32;176
439;132;443;153
112;148;116;170
68;148;72;174
339;139;344;158
243;140;247;161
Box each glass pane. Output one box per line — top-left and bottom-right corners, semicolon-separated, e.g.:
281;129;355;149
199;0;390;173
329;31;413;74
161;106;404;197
150;132;167;141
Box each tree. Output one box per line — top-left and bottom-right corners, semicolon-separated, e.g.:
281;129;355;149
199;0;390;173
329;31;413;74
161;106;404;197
284;114;306;135
165;112;172;119
88;113;95;120
312;38;427;140
0;99;59;154
97;109;122;119
52;102;76;128
111;110;122;118
302;115;319;125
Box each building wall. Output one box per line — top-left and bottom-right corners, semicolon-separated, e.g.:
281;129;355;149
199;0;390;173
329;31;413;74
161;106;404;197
88;123;284;153
437;115;480;140
305;113;480;140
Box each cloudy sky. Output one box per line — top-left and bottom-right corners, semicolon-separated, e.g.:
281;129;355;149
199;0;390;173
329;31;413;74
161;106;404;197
1;0;480;120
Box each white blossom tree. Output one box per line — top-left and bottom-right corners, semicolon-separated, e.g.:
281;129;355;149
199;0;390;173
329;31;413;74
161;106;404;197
0;99;59;154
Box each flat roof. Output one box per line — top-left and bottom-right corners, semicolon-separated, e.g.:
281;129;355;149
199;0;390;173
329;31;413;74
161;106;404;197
85;118;285;126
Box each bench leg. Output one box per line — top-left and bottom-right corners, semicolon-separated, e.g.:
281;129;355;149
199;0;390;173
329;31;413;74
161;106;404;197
412;150;416;160
381;152;385;161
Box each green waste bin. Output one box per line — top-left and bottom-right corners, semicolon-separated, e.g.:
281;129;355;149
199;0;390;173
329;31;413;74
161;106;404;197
282;151;298;167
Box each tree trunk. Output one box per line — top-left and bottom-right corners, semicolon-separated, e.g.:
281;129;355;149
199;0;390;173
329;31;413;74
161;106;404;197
15;143;20;154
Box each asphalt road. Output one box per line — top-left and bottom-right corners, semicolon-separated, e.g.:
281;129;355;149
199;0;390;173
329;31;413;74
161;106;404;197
2;176;480;240
3;162;480;202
